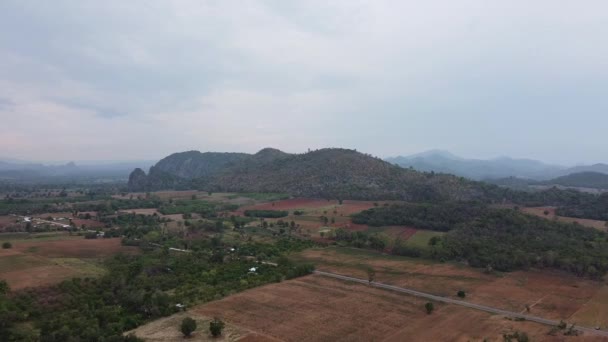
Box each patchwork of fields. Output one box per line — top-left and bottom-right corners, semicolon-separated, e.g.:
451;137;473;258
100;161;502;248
3;191;608;340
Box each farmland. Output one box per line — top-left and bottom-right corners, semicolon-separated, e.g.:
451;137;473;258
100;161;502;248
291;247;608;327
0;236;137;289
139;275;604;341
2;188;608;340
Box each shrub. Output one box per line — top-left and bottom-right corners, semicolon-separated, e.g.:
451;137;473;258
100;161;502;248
181;317;197;337
209;318;225;337
457;290;466;298
2;242;11;249
84;232;97;239
425;302;434;314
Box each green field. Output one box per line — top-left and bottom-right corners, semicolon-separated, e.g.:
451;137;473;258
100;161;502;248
0;232;79;243
0;254;51;272
405;230;445;249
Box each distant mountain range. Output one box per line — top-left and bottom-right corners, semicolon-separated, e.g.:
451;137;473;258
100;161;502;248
385;150;608;181
0;159;156;183
492;172;608;192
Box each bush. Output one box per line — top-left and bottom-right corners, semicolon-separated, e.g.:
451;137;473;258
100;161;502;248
84;232;98;239
425;302;434;314
457;290;466;298
2;242;12;249
209;318;225;337
181;317;197;337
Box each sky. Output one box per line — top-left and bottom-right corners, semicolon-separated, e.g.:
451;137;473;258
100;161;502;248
0;1;607;165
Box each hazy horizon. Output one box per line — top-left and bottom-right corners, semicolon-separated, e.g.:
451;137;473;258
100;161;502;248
2;147;606;168
1;1;607;165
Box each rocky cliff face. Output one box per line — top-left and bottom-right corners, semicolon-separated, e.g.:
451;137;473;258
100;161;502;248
127;168;148;190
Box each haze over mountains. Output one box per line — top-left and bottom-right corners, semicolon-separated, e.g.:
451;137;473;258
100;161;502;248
386;150;608;181
0;159;155;183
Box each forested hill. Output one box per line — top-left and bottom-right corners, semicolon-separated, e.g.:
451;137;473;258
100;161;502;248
128;148;499;201
543;171;608;189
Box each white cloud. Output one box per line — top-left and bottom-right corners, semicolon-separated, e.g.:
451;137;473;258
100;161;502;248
0;0;607;164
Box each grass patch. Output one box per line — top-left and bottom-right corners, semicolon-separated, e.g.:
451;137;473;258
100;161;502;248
0;254;51;273
0;232;79;243
52;258;106;277
405;230;445;249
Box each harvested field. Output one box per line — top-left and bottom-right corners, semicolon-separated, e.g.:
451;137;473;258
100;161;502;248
189;275;602;341
292;247;605;325
0;215;18;230
0;238;137;289
11;238;138;258
571;286;608;328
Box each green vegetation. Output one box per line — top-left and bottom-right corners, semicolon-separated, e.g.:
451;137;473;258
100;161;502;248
0;240;314;340
244;210;289;218
181;317;197;337
209;317;225;337
352;202;486;231
556;192;608;221
503;331;530;342
158;199;238;217
1;242;11;249
407;230;445;249
438;209;608;277
425;302;434;314
347;202;608;278
457;290;466;298
545;172;608;189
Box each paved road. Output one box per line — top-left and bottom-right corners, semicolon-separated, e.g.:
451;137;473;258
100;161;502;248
314;270;608;338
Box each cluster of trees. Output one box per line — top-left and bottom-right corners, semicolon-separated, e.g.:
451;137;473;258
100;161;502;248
348;202;608;278
555;192;608;221
352;202;487;231
436;209;608;277
244;210;289;218
332;229;387;251
158;199;238;217
0;236;314;341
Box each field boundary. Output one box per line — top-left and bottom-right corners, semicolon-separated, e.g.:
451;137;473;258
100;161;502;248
314;270;608;337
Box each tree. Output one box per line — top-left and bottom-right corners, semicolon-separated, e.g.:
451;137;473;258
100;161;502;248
457;290;466;299
209;318;225;337
1;242;11;249
181;317;197;337
425;302;434;314
0;280;9;295
366;267;375;285
429;236;441;246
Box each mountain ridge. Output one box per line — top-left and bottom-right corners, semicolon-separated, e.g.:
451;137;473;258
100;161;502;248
386;150;608;181
128;148;492;201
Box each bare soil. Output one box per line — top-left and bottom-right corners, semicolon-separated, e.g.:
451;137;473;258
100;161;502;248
190;275;605;341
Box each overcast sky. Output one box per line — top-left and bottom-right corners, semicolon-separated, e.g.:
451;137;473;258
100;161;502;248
1;1;606;165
